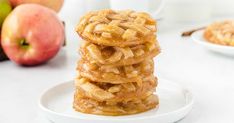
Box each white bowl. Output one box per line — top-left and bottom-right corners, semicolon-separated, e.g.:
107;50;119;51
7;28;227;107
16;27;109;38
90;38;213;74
38;78;194;123
192;30;234;56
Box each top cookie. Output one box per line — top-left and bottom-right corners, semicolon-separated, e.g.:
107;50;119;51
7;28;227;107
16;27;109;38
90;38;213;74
76;9;157;47
204;20;234;46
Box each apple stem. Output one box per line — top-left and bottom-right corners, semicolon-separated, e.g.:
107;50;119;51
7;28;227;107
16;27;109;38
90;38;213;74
19;39;30;49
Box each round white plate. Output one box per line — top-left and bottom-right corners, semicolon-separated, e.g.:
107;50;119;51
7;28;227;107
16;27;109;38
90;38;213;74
192;30;234;56
39;78;193;123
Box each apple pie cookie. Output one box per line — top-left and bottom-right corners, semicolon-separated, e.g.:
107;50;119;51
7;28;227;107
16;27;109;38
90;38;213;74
76;9;157;47
77;59;154;85
74;76;157;103
204;20;234;46
74;91;159;116
80;41;160;66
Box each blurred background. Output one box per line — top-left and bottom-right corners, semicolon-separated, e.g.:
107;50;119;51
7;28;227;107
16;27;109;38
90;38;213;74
1;0;234;123
59;0;234;24
58;0;234;47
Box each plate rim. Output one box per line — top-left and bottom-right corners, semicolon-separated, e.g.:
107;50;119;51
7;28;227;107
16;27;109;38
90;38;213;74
191;30;234;50
38;78;194;121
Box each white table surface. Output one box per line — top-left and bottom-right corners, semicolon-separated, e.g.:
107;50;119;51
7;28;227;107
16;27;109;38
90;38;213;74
1;18;234;123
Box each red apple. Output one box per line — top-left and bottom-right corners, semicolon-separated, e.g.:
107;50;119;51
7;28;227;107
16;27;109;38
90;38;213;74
0;35;9;61
9;0;64;12
1;4;65;66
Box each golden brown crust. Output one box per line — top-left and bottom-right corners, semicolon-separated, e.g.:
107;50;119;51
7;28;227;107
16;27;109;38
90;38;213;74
76;9;157;47
204;20;234;46
73;93;159;116
77;59;154;84
74;76;157;103
80;41;160;66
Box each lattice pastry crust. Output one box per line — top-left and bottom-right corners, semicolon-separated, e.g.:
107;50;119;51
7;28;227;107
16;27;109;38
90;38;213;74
77;59;154;85
204;20;234;46
76;9;157;47
80;41;160;66
74;76;157;103
73;92;158;116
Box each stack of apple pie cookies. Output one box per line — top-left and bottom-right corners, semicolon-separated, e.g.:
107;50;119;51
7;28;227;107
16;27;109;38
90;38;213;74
74;9;161;116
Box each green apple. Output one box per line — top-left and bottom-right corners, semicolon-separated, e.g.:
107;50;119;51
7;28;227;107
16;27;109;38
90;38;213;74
0;0;11;60
0;0;12;28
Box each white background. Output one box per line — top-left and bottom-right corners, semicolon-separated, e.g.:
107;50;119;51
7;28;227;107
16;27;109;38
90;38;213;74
1;0;234;123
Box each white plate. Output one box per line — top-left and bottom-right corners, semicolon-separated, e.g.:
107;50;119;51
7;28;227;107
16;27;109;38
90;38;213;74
192;30;234;56
39;79;193;123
